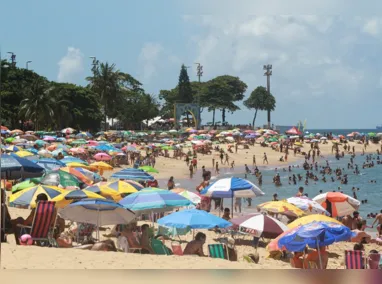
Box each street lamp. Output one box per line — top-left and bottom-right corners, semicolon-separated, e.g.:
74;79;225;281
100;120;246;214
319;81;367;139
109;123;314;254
26;61;32;70
263;64;272;129
7;52;16;66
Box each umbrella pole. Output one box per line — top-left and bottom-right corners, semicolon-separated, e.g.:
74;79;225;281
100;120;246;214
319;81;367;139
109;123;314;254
316;238;323;269
231;192;234;219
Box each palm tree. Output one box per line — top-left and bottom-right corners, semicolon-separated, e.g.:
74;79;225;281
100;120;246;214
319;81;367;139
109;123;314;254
19;78;55;130
86;62;122;130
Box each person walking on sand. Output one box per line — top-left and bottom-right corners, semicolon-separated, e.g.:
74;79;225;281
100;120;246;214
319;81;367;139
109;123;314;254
263;153;268;164
225;153;229;165
220;151;224;165
212;158;215;168
253;155;256;167
231;161;235;169
189;164;194;178
215;161;220;174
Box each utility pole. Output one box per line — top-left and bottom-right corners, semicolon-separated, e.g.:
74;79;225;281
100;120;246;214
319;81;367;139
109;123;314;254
7;52;16;67
263;64;272;129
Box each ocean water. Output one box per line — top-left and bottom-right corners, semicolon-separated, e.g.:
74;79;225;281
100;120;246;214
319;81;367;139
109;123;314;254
277;127;379;135
164;153;382;220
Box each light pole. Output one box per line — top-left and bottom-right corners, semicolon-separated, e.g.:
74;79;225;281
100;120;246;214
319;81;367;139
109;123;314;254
26;61;32;70
195;63;203;129
263;64;272;129
7;52;16;66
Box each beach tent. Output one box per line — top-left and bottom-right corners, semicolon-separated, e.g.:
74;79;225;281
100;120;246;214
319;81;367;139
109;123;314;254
285;127;302;135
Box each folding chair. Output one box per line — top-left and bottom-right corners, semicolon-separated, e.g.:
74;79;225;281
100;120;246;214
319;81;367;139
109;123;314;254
17;201;57;247
126;233;143;253
344;250;365;269
208;243;228;260
151;238;171;255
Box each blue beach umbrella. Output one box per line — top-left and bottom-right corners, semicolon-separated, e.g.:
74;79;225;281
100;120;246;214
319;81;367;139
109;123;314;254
35;158;66;171
110;173;155;181
278;221;354;257
157;208;232;229
200;177;264;198
119;187;192;213
0;154;45;179
9;185;64;207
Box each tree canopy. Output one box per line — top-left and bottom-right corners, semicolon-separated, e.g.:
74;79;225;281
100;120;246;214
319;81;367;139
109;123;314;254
244;86;276;128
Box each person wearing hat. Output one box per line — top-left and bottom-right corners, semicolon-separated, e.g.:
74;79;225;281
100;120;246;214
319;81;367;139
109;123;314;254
226;237;238;261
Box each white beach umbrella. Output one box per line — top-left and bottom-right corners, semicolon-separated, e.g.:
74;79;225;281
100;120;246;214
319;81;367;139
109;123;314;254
287;196;329;216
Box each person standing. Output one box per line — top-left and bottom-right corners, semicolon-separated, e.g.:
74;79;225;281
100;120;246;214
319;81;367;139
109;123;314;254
263;153;268;164
235;197;242;213
252;155;256;167
215;162;220;174
189;164;194;178
167;177;175;190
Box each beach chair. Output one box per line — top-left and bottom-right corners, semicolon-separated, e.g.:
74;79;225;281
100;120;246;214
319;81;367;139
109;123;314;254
367;253;381;269
126;233;143;253
75;223;96;244
344;250;365;269
171;241;183;256
151;239;171;255
17;201;57;247
208;244;228;260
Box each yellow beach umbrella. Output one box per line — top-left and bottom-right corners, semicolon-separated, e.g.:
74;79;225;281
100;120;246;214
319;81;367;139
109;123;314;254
86;181;138;201
90;161;113;171
287;214;342;229
257;200;305;218
15;150;34;157
9;185;65;208
66;162;97;172
51;189;105;208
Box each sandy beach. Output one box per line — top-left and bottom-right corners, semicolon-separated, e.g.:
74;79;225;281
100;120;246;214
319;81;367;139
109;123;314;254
2;140;381;269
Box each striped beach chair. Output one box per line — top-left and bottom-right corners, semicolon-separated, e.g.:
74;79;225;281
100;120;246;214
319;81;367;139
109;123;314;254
208;244;228;260
344;250;365;269
18;201;57;247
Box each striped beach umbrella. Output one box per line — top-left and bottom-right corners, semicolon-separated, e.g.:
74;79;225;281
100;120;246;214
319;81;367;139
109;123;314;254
86;181;138;201
200;177;264;198
60;167;93;185
9;185;65;208
52;189;105;208
312;192;360;217
257;200;305;218
119;187;192;213
287;196;329;216
230;213;288;238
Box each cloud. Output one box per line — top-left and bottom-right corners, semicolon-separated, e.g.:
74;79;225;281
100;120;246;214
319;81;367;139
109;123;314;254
138;42;163;81
57;47;84;83
363;18;379;36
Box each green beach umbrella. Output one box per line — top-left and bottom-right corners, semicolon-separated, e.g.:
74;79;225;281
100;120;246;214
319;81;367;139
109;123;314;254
41;170;82;188
139;166;159;173
5;137;15;143
12;179;41;193
368;132;376;137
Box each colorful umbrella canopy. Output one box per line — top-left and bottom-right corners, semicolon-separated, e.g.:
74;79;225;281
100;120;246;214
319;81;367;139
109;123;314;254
60;167;93;185
52;189;105;208
58;198;135;227
278;221;354;252
230;213;288;238
90;161;113;171
61;157;88;165
9;185;64;208
288;214;342;229
66;163;97;171
122;180;145;191
34;158;66;171
119;187;192;213
73;167;102;183
12;179;41;193
0;154;45;179
14;150;34;158
200;177;265;198
175;190;201;204
257;200;305;218
157;209;232;229
139;166;159;173
40;170;82;188
94;153;112;161
312;192;360;217
287;196;329;216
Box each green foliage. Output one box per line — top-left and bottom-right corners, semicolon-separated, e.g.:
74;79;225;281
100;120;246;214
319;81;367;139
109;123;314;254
178;64;193;103
244;86;276;128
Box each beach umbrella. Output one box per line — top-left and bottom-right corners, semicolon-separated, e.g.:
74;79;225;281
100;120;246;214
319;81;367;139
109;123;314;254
157;209;232;229
12;179;41;193
40;170;82;188
90;161;113;171
119;187;192;213
230;213;288;238
9;185;64;208
61;157;88;165
20;134;38;141
287;196;329;216
66;163;97;172
35;158;66;171
171;189;201;205
257;200;305;218
73;167;102;183
278;221;354;268
94;153;112;161
0;154;45;179
87;181;138;200
61;127;75;134
287;214;342;229
34;140;47;147
312;192;360;217
14;150;34;158
138;166;159;173
60;167;93;185
58;199;135;235
200;177;264;198
5;145;19;152
37;149;53;158
52;189;105;208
